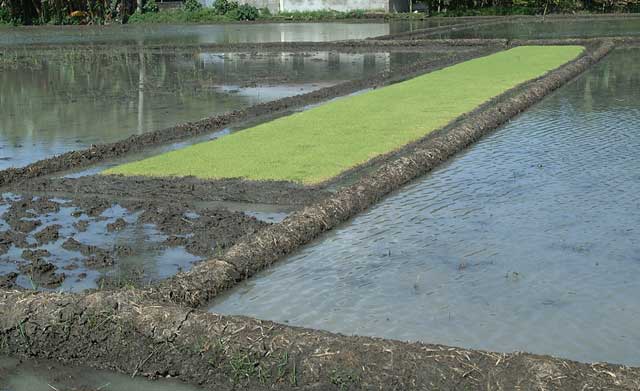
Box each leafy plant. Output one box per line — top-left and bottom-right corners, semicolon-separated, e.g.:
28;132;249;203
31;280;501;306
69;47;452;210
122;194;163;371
226;3;258;20
213;0;238;14
143;0;158;13
183;0;203;12
0;4;11;23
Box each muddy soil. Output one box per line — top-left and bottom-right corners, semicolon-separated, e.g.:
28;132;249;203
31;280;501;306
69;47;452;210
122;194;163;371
15;175;331;206
1;289;639;390
0;272;18;288
0;194;268;290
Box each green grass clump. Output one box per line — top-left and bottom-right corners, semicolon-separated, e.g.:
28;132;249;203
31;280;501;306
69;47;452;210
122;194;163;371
105;46;583;185
128;8;231;24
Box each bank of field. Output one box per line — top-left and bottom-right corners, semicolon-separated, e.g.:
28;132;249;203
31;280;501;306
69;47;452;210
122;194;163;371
105;46;583;184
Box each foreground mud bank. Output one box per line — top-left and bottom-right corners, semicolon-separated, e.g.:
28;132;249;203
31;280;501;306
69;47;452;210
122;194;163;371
147;40;613;308
2;289;639;390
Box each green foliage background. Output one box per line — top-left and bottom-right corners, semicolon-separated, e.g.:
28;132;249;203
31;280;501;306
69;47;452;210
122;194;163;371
1;0;637;25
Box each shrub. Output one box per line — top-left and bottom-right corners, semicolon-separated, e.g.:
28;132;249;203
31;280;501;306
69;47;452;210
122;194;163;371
0;5;11;24
183;0;203;12
234;4;259;20
143;0;159;13
213;0;238;15
344;9;366;18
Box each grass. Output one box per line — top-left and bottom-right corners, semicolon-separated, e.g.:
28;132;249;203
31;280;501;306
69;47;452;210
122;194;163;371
127;9;231;24
105;46;584;185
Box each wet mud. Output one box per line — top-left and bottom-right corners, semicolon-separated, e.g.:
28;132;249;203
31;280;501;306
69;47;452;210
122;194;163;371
0;194;268;290
1;289;638;390
14;175;331;206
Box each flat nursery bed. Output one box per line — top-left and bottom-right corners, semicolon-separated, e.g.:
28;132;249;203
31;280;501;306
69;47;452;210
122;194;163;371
105;46;583;184
0;22;636;390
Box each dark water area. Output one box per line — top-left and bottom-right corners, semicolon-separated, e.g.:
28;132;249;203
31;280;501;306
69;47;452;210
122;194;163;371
209;48;640;366
436;17;640;39
0;356;202;391
0;20;459;46
0;48;433;169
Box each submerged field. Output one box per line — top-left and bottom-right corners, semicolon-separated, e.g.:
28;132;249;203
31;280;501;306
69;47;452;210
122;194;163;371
1;17;638;390
105;45;584;184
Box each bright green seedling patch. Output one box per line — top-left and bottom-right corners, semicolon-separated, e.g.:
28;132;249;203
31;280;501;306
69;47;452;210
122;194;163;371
105;46;583;184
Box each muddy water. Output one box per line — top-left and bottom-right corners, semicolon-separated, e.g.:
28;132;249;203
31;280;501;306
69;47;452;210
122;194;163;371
0;356;202;391
0;193;198;291
436;16;640;39
0;48;430;169
209;48;640;365
0;191;271;291
0;20;458;46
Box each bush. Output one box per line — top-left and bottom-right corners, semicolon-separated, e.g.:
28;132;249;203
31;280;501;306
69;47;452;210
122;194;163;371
0;5;11;24
226;3;258;20
344;9;366;18
213;0;238;15
143;0;159;13
183;0;203;12
127;7;229;22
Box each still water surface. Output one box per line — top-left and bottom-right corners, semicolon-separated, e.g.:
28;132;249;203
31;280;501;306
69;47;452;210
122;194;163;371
0;20;459;46
0;356;201;391
210;48;640;365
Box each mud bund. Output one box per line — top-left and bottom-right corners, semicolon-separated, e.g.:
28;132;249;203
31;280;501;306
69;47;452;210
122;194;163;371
2;40;638;390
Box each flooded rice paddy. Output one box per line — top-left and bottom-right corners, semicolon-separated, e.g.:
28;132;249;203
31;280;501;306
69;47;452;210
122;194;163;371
0;356;201;391
0;20;459;46
0;48;433;169
209;48;640;366
437;16;640;39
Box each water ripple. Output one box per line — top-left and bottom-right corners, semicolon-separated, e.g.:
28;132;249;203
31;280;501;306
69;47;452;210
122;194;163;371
210;49;640;366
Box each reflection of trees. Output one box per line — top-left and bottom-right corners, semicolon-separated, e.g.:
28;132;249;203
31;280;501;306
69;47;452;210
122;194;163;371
569;49;640;113
0;47;252;147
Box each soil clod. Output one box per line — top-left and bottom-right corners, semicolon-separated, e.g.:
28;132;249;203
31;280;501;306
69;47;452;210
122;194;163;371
34;224;61;244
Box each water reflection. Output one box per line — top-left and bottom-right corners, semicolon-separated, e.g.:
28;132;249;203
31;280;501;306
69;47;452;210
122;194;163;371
0;20;461;46
209;49;640;366
0;356;201;391
0;48;432;169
